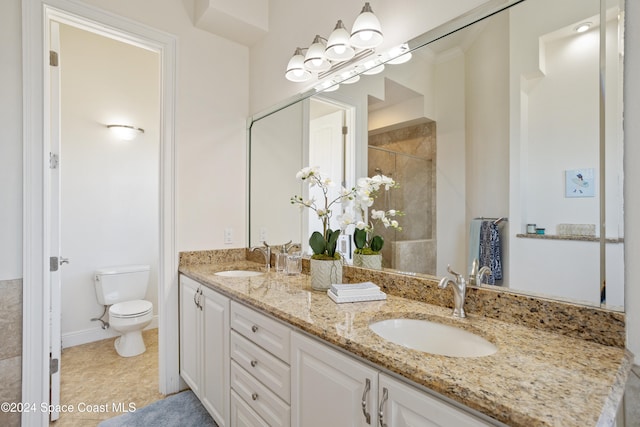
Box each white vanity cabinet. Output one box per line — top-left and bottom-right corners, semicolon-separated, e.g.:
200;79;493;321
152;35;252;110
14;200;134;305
179;275;229;427
378;373;493;427
291;331;492;427
179;275;497;427
291;332;378;427
230;301;291;427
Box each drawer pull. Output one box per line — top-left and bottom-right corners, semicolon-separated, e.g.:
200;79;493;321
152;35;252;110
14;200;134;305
361;378;371;424
251;392;259;401
251;325;259;333
378;387;388;427
250;360;258;367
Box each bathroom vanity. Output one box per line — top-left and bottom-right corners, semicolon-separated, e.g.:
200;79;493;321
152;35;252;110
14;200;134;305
178;250;632;427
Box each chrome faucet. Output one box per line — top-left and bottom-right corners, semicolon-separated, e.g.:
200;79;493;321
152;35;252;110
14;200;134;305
250;242;271;271
468;258;493;287
476;266;492;286
438;265;467;318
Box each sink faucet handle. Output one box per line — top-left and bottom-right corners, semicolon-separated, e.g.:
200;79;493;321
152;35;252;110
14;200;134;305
446;264;464;283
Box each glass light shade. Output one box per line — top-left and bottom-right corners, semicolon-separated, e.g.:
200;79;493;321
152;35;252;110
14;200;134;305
362;63;384;75
304;36;331;72
286;48;312;82
325;20;355;61
350;3;383;49
107;124;144;140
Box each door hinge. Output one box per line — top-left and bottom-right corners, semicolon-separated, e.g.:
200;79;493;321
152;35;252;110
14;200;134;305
342;125;348;135
50;256;59;272
50;357;59;375
49;50;59;67
49;152;59;169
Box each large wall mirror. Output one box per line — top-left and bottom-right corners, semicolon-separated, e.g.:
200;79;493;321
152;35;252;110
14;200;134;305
249;0;625;311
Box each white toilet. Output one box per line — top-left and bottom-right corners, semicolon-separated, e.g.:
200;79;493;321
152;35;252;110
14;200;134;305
94;264;153;357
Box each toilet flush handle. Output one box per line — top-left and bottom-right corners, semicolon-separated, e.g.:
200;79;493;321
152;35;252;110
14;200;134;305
60;257;70;265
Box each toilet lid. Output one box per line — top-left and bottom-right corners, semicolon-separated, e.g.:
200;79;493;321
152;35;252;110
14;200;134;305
110;300;152;318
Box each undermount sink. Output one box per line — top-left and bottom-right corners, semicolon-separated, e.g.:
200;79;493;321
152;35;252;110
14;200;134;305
369;318;497;358
214;270;264;278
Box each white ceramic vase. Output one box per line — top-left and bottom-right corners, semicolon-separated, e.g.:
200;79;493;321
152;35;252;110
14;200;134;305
310;258;343;291
353;253;382;270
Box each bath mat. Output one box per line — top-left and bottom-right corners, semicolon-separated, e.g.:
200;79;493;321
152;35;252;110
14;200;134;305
98;390;217;427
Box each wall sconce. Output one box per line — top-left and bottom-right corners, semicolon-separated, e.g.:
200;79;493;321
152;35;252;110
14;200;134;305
285;2;384;83
107;124;144;141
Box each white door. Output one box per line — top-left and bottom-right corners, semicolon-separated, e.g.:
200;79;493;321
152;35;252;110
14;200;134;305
48;19;64;422
308;109;346;235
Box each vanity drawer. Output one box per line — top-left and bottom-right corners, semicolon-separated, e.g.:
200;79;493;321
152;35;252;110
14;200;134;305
231;331;291;403
230;389;266;427
231;301;290;362
231;361;290;427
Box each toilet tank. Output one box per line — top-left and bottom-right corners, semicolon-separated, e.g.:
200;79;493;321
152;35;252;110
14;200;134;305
94;264;150;305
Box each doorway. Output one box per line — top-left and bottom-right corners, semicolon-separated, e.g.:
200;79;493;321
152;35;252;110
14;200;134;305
22;2;179;426
52;21;160;422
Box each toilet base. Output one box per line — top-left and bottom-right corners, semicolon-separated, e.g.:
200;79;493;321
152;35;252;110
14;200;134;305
114;331;146;357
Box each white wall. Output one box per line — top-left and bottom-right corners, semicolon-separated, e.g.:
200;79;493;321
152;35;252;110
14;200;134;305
624;0;640;361
0;0;23;281
59;24;160;344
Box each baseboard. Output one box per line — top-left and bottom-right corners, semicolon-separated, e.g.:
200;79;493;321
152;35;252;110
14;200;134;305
61;315;159;348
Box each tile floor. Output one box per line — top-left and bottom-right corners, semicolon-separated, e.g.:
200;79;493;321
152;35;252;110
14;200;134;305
50;329;163;427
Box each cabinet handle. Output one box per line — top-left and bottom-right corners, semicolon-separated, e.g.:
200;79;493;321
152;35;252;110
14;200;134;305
250;360;258;367
361;378;371;424
197;288;203;310
193;288;201;309
251;325;259;333
251;392;259;401
378;387;388;427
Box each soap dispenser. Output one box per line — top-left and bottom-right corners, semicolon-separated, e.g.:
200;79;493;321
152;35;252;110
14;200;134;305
276;241;293;272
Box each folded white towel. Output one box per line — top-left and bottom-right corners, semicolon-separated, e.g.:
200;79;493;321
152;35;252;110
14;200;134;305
327;288;387;304
330;282;380;296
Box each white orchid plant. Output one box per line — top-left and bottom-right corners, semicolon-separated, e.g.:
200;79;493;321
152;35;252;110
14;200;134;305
290;166;356;260
338;174;403;255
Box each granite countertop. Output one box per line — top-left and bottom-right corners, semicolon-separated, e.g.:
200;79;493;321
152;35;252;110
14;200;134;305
179;260;632;427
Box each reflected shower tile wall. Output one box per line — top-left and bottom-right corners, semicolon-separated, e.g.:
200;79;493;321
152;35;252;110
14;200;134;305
0;279;22;427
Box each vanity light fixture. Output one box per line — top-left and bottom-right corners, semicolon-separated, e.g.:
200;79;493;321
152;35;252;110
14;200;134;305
107;124;144;141
284;2;383;83
574;22;592;33
349;2;383;49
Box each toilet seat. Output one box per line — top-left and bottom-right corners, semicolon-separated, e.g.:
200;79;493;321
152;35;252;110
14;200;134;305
110;300;152;318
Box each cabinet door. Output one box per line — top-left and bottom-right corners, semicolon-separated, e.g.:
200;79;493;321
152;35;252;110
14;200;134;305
378;374;493;427
201;285;230;427
292;332;378;427
179;275;201;395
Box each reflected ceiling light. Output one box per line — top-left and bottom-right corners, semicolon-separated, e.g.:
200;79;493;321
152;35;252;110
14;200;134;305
284;2;383;83
362;61;384;75
285;48;312;82
574;22;592;33
387;44;412;65
342;74;361;84
107;124;144;141
325;20;356;61
350;2;383;49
